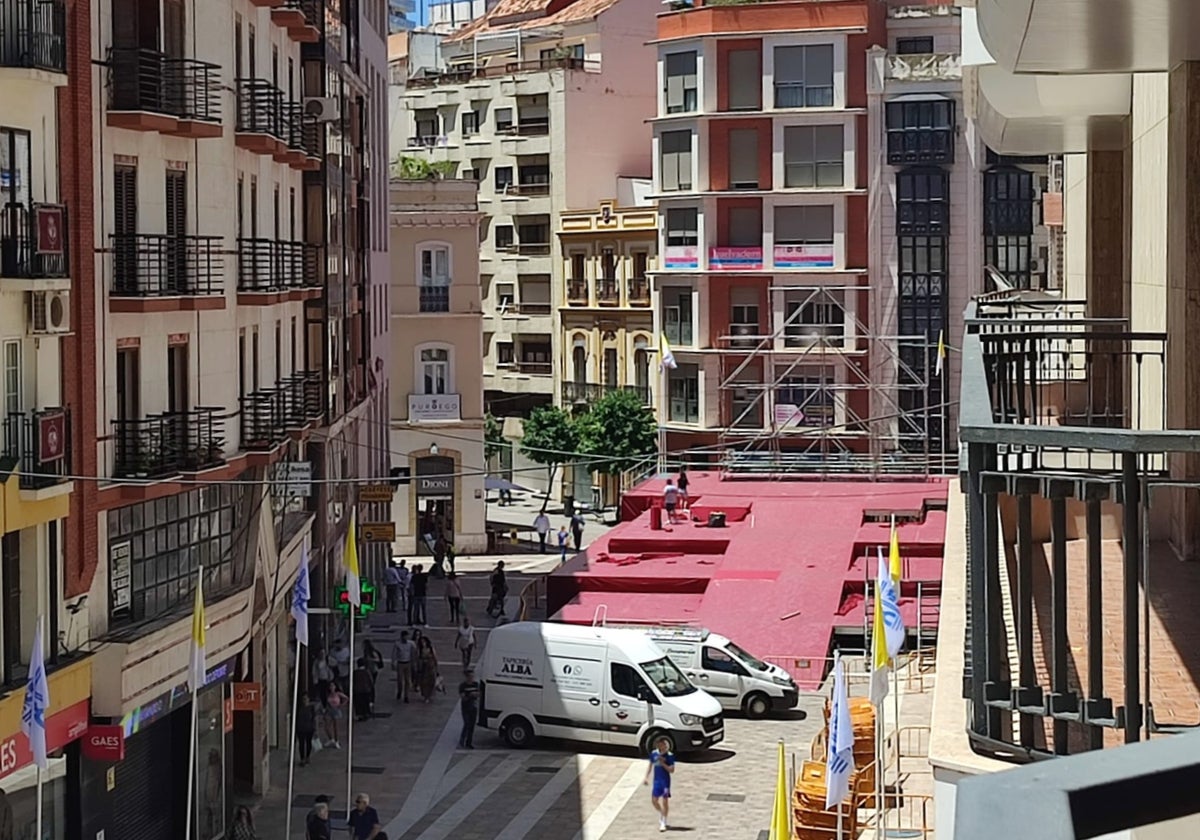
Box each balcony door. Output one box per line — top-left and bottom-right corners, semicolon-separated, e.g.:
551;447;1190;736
113;163;138;291
115;348;140;474
111;0;161;51
165;168;187;292
168;343;188;462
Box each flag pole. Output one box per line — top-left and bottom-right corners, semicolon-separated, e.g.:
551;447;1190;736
345;607;355;826
185;567;203;840
34;616;44;840
284;638;302;838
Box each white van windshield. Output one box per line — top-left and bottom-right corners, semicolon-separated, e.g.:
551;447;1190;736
727;642;768;672
640;657;696;698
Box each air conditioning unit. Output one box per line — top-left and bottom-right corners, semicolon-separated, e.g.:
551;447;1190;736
304;97;341;122
27;290;70;335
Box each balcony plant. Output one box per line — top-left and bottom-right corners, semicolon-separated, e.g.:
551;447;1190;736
393;155;458;180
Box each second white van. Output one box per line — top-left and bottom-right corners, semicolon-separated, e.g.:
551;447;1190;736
478;622;725;755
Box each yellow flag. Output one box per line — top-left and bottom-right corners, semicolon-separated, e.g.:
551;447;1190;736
935;330;946;377
345;509;361;606
768;740;789;840
870;549;890;706
189;569;206;691
889;520;902;584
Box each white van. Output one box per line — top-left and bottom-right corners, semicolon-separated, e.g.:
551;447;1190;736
478;622;725;755
636;626;799;718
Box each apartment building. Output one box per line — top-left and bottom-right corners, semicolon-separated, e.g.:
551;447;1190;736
0;0;93;831
428;0;494;33
929;3;1200;836
398;0;655;460
651;0;890;469
390;0;416;31
389;178;486;554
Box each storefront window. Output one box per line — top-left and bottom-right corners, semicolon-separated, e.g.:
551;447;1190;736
196;685;226;840
2;758;68;839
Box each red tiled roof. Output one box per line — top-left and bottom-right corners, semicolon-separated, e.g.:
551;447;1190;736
446;0;620;43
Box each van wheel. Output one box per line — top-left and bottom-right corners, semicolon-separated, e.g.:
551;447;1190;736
743;692;771;720
502;716;534;749
641;729;675;756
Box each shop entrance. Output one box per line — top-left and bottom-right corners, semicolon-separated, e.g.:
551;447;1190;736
416;455;456;558
418;498;455;555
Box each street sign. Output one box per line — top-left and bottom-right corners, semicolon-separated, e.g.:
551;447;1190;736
360;522;396;542
334;581;377;616
278;461;313;497
358;484;395;503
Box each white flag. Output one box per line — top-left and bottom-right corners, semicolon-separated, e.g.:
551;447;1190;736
21;620;50;769
879;550;906;659
869;548;891;707
825;653;855;808
292;541;311;648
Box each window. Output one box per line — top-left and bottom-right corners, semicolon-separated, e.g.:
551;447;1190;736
518;275;552;314
663;287;693;345
897;234;947;448
494;166;513;192
985;235;1033;288
539;44;584;64
496;341;514;365
984;168;1035;235
603;347;618;387
664;51;698;114
572;345;587;383
3;340;20;416
413;108;438;142
775;206;834;246
774;44;834;108
113;162;138;290
519;342;551;372
726;49;760;111
730;288;759;348
660;130;693;192
496;282;515;308
634;347;650;394
611;662;654;702
495;107;513;132
776;370;836;427
107;481;251;625
896;37;934;55
728;128;759;189
665;208;698;246
702;646;746;675
419;245;450;312
897;169;950;235
668;363;699;424
886;100;955;164
495;225;514;250
420;347;450;394
0;129;31;210
517;221;550;248
783;125;844;188
462;111;480;135
784;295;844;347
570;252;586;281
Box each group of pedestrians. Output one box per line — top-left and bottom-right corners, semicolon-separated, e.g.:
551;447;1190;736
381;559;433;625
533;510;588;562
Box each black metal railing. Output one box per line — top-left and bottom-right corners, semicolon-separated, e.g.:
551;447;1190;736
567;279;588;304
1;202;68;279
113;413;183;478
240;389;287;450
180;407;225;471
238;239;319;292
235;78;286;140
597;280;619;304
0;0;65;73
289;241;321;288
419;284;449;313
281;0;320;20
2;407;69;489
561;382;651;405
405;57;600;89
110;233;223;296
237;237;274;292
286;101;320;157
108;47;221;122
958;293;1183;764
628;276;650;306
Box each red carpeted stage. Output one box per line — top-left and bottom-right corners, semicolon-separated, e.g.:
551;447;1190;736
547;472;949;689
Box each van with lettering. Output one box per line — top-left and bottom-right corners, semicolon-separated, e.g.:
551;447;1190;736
477;622;724;755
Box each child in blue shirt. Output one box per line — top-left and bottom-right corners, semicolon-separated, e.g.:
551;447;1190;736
643;736;676;832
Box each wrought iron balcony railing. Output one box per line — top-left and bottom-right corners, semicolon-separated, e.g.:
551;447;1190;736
111;409;220;478
628;276;650;306
108;47;221;122
597;280;619;305
566;279;587;304
237;237;274;292
419;284;450;313
278;370;323;425
0;0;66;73
285;101;321;158
180;407;225;471
240;389;288;450
3;407;69;489
562;382;652;405
110;233;223;297
1;202;67;279
236;78;286;140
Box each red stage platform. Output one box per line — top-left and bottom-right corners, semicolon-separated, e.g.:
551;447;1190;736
547;472;949;688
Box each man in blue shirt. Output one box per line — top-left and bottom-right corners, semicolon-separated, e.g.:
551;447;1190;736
642;736;676;832
347;793;382;840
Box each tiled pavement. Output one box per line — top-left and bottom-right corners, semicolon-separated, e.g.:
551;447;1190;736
255;564;936;839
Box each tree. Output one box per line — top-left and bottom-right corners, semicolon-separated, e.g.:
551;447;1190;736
484;411;507;460
520;405;580;512
577;389;659;476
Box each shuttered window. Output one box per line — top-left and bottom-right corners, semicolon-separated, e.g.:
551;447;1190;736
113;163;138;292
664;51;698;114
165;169;187;292
660;130;693;192
775;205;834;245
728;206;761;247
726;49;760;111
728;129;759;189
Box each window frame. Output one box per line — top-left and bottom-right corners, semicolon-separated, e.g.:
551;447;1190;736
885;99;956;165
417;241;452;313
896;168;950;236
415;343;453;395
774;205;835;246
665;207;699;247
773;44;834;109
782;124;845;189
667;362;700;425
659;129;694;192
663;50;699;114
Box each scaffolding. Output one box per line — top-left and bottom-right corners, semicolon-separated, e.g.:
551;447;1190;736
712;283;950;479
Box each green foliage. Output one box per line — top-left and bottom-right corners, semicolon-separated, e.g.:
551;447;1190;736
485;412;507;459
577;389;659;476
519;406;580;468
393;156;459;180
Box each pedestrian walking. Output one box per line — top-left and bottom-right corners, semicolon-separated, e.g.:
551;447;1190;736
295;693;317;766
322;683;346;749
305;799;331;840
570;510;585;551
417;636;440;703
677;469;690;511
643;736;676;832
433;536;447;578
445;542;457;574
383;561;402;613
312;649;334;706
454;617;476;669
347;793;382;840
408;564;429;626
487;561;508;618
534;511;551;553
662;479;680;525
391;631;415;702
330;639;351;692
362;640;384;681
458;667;481;749
445;572;463;624
352;658;375;721
230;806;258;840
557;524;570;562
396;559;411;615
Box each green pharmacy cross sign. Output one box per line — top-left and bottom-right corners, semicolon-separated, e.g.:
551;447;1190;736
334;579;377;617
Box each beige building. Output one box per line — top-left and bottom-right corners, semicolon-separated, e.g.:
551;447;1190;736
388;178;487;554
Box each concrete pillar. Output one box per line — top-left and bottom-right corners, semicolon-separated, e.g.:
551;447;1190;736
1085;150;1127;320
1166;62;1200;560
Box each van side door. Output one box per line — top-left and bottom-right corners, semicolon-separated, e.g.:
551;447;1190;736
543;642;606;740
604;661;655;746
700;645;750;706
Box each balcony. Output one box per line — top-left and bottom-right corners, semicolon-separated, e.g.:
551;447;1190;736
240;389;288;451
566;279;588;305
499;179;550;198
107;48;222;138
280;371;323;427
957;294;1197;762
3;408;70;490
1;202;68;282
285;102;322;169
419;284;450;313
404;57;600;90
596;279;620;306
562;382;651;406
511;360;551;376
110;234;224;311
112;408;224;479
628;276;650;306
235;79;287;154
271;0;320;43
237;238;321;302
0;0;66;75
885;52;961;83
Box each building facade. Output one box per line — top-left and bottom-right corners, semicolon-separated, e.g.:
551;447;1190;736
398;0;655;495
427;0;493;33
388;178;486;554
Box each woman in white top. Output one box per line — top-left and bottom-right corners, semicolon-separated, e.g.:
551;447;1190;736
454;617;476;669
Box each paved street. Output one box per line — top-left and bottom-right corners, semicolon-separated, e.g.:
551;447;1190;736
256;564;832;839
